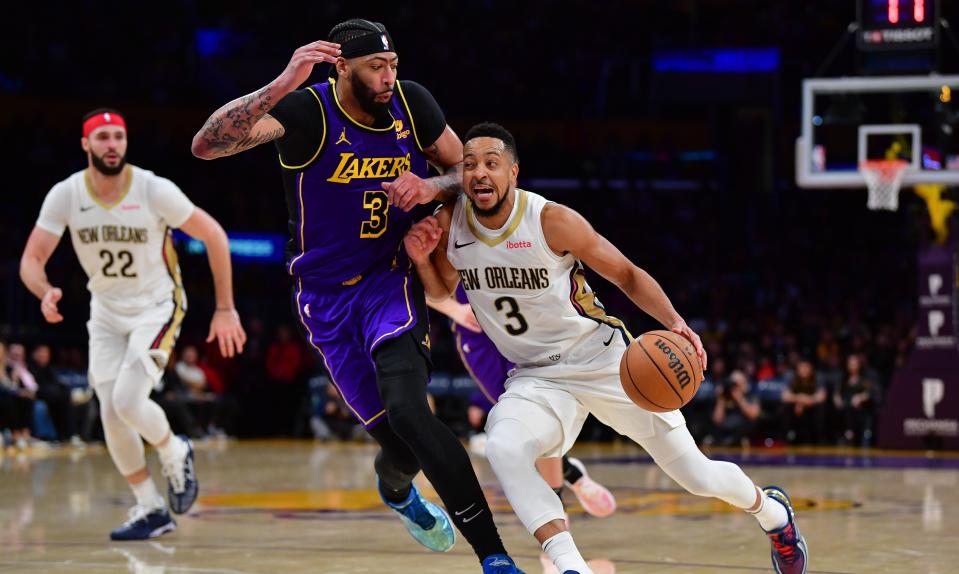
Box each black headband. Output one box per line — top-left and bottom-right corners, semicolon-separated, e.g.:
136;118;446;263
340;30;397;59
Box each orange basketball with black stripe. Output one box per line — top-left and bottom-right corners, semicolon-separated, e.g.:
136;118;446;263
619;330;703;412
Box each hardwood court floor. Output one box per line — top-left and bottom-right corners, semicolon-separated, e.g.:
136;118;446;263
0;439;956;573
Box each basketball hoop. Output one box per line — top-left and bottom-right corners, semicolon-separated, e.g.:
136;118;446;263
860;159;908;211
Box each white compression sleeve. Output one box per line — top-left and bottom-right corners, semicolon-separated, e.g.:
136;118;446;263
485;416;566;534
95;379;148;476
111;358;172;446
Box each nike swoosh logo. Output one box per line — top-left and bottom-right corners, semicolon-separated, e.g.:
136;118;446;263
461;509;485;523
453;240;476;249
80;205;95;212
454;503;476;516
603;331;616;346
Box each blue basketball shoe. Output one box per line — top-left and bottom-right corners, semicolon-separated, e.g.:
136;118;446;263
110;505;176;541
762;486;808;574
380;482;455;552
161;435;198;515
481;554;525;573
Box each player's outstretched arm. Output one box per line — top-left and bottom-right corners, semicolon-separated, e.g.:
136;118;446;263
404;206;460;301
384;126;464;211
19;227;64;323
191;40;340;159
541;203;707;370
178;208;247;358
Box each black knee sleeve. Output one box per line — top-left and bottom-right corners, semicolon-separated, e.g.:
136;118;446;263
373;332;433;438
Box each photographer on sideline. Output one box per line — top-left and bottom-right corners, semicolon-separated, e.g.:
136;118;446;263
712;369;760;446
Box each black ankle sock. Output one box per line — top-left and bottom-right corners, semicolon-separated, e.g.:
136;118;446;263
380;483;412;504
562;456;583;485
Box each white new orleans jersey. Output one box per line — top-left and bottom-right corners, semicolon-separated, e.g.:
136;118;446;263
447;188;630;369
36;165;194;314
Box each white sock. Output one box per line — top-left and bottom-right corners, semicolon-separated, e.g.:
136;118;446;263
157;434;186;465
543;531;592;574
749;487;789;531
131;478;164;509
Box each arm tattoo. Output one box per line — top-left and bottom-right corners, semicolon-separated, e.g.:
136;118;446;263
229;126;285;154
199;87;280;157
430;161;464;202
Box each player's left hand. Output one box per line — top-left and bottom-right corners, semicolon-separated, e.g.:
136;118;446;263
670;319;707;376
383;171;438;211
404;217;442;263
207;308;247;358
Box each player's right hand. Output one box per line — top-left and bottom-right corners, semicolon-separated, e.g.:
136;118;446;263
404;217;442;264
207;308;247;358
669;318;707;375
41;287;63;323
277;40;341;90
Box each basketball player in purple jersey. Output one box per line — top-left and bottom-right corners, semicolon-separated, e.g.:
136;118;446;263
430;287;617;520
192;19;522;574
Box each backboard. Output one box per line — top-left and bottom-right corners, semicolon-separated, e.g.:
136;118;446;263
796;74;959;189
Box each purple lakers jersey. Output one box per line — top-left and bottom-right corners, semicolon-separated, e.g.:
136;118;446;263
284;79;429;286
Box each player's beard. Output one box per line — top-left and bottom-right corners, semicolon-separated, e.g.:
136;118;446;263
471;187;511;218
352;73;391;118
91;151;126;176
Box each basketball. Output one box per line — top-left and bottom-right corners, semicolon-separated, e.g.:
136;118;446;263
619;330;703;413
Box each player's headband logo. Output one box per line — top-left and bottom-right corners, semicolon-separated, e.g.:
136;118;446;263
339;29;396;59
83;112;127;138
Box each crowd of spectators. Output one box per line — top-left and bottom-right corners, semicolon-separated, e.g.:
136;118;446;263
1;341;93;450
685;346;885;449
0;320;316;448
0;243;913;451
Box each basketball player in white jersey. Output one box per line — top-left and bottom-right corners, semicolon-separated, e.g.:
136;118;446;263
427;295;617;519
19;108;247;541
405;123;808;574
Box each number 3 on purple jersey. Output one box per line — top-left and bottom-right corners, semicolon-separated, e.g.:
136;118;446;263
360;190;389;238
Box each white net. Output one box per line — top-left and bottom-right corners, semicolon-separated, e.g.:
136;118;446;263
860;160;908;211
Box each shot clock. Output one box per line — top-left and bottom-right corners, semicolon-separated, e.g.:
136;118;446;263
857;0;940;51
